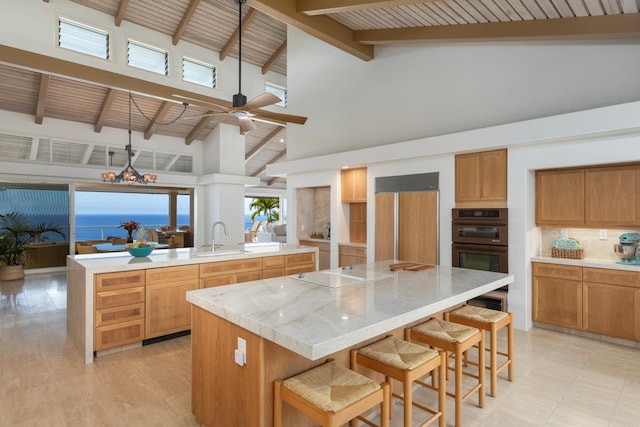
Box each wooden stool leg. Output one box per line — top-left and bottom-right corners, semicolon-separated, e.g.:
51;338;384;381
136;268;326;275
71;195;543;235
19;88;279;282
381;382;390;427
490;324;498;397
273;380;282;427
403;373;412;427
508;314;514;381
478;333;485;408
455;345;463;427
438;352;446;427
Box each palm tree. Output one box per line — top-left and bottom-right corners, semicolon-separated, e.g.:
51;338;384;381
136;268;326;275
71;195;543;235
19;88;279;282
249;198;280;223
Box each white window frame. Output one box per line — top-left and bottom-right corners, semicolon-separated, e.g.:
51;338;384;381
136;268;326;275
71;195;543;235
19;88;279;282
57;17;110;60
265;83;287;108
182;57;217;88
127;39;169;76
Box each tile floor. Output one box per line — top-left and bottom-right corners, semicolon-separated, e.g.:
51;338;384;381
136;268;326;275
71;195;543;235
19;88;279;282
1;272;639;426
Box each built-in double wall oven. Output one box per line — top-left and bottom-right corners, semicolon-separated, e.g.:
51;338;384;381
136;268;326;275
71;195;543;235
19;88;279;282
452;208;509;311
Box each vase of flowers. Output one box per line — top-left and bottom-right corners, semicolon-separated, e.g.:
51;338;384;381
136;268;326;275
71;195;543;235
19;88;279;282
120;220;138;244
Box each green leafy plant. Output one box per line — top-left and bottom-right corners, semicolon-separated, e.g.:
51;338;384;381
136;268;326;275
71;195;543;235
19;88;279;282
249;198;280;224
0;212;66;266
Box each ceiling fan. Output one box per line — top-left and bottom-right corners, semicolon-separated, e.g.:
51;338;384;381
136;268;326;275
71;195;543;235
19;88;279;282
176;0;283;134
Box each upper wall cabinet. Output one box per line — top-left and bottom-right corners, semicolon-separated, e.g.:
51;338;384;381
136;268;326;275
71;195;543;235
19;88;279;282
536;169;585;226
455;149;507;207
536;164;640;228
341;168;367;203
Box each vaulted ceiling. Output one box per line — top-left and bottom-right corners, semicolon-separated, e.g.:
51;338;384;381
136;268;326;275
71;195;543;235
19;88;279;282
0;0;637;186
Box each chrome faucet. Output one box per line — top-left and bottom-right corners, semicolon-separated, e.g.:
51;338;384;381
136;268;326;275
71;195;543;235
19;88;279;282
211;221;229;252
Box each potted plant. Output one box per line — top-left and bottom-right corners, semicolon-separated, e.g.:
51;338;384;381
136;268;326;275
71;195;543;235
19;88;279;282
0;212;66;280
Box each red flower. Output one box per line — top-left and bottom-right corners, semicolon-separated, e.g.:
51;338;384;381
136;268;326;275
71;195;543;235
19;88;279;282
120;221;138;232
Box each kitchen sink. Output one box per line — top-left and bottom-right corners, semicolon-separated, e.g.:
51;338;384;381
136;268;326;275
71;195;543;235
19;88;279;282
195;250;248;257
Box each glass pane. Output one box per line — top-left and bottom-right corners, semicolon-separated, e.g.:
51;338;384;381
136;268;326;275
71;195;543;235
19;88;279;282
127;41;168;75
265;83;286;107
183;58;216;88
59;18;109;59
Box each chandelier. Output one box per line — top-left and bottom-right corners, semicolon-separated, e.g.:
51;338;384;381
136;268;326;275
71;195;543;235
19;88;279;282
101;93;158;185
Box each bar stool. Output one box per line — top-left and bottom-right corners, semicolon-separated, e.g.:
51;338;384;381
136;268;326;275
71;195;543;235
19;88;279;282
274;360;390;427
406;318;484;427
445;304;514;397
350;336;446;427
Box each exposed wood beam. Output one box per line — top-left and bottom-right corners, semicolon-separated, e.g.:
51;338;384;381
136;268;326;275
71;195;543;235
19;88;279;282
144;101;173;140
0;45;307;127
261;40;287;74
245;127;283;161
220;8;257;61
162;154;180;171
267;176;283;186
173;0;202;45
252;150;286;177
355;14;640;44
35;74;50;125
94;89;117;133
185;114;215;145
298;0;423;15
248;0;373;61
115;0;129;27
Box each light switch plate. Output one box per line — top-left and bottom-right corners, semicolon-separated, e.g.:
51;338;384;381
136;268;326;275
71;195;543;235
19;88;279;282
599;229;608;240
237;337;246;353
234;349;245;366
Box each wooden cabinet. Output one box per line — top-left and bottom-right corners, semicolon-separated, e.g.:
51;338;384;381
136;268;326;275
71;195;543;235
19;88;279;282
585;165;640;227
582;267;640;341
145;265;198;339
455;149;507;207
338;244;366;267
299;240;330;270
199;258;263;288
535;168;585;226
94;270;146;351
533;263;640;342
349;202;367;244
262;255;285;279
341;168;367;203
532;263;582;330
536;163;640;228
284;252;316;275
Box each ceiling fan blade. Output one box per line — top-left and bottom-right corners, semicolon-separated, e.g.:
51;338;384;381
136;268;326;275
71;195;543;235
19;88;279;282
183;111;228;119
242;92;281;111
238;116;257;134
253;110;308;125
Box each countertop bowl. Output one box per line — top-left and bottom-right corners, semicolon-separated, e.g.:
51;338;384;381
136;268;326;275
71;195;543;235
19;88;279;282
613;244;638;261
128;246;154;257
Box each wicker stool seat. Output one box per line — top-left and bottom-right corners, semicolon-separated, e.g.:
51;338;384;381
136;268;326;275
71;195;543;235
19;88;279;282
406;318;485;427
274;360;390;427
351;336;446;427
446;305;514;397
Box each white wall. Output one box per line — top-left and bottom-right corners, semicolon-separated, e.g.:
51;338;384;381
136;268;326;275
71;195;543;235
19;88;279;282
285;28;640;160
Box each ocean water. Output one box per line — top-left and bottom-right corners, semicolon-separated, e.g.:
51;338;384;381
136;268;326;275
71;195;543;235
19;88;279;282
74;214;267;241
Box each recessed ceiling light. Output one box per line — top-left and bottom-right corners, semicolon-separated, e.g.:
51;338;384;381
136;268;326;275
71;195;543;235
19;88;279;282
280;138;284;143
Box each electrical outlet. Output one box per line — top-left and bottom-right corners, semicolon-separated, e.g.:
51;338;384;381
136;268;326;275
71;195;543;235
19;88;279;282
234;349;245;366
599;229;608;240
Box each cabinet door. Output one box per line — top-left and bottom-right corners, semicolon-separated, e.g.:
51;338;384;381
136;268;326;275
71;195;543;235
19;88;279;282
536;169;585;226
583;282;639;340
398;192;438;264
341;168;367;203
349;203;367;244
532;275;582;330
200;271;263;288
375;193;395;262
146;279;198;339
455;149;507;206
95;319;145;351
455;153;481;203
480;149;507;201
585;165;640;227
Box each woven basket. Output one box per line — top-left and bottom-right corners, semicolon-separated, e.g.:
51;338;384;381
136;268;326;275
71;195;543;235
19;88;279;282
551;247;584;259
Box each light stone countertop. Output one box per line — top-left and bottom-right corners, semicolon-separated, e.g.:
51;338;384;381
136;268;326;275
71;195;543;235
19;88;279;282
531;256;640;272
186;261;514;360
67;242;316;273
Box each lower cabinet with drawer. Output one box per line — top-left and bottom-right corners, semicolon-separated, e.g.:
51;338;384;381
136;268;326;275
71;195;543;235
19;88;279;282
199;258;263;288
284;252;316;275
338;244;367;267
262;255;285;279
533;262;640;342
94;270;146;351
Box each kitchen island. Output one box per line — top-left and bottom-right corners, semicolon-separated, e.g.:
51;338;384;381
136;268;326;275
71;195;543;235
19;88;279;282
66;243;318;364
187;261;514;426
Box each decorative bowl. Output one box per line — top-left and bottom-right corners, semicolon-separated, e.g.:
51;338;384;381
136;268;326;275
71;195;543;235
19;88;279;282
128;246;154;257
613;244;638;261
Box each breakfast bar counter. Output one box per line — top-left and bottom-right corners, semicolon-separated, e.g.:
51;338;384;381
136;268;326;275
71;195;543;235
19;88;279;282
187;261;514;426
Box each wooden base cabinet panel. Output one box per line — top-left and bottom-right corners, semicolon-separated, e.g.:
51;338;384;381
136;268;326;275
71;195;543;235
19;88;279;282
146;280;198;339
95;319;145;351
338;244;366;267
533;276;583;329
284;252;316;275
583;282;640;340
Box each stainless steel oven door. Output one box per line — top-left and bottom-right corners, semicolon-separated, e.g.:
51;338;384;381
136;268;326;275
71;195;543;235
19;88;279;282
451;222;508;245
452;243;508;273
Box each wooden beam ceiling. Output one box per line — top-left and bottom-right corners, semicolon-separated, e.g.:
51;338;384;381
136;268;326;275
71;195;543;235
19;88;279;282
186;114;215;145
220;8;257;61
262;41;287;74
354;14;640;44
252;150;286;177
297;0;425;15
144;101;173;140
173;0;202;45
115;0;129;27
94;89;117;133
249;0;374;61
246;127;284;162
35;74;50;125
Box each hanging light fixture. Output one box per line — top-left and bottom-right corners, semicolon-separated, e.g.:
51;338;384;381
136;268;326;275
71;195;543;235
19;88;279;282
101;92;157;185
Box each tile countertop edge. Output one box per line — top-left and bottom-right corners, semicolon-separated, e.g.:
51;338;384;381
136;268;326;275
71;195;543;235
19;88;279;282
186;271;514;361
531;256;640;271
